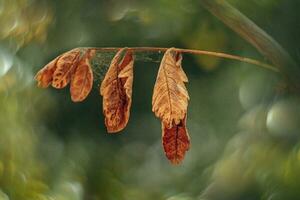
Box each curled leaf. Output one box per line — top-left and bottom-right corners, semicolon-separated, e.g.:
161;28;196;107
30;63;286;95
70;50;95;102
100;48;134;133
152;48;189;127
52;48;81;89
35;48;96;102
162;116;190;164
152;48;190;164
35;56;60;88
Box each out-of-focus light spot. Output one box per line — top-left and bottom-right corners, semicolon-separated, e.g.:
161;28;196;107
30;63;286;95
238;105;268;131
1;18;19;38
0;0;53;48
239;72;278;109
109;1;139;22
52;181;83;200
110;6;135;21
66;182;82;195
0;189;9;200
0;50;13;77
212;153;253;192
267;193;284;200
226;132;249;152
267;98;300;138
166;194;193;200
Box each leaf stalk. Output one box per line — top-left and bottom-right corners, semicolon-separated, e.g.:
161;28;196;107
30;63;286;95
90;47;278;72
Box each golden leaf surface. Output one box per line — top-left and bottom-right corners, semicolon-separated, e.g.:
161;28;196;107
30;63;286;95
152;48;190;164
100;48;134;133
152;48;189;127
52;48;81;89
70;50;95;102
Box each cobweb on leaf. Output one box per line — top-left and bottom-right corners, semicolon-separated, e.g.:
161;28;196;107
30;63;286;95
90;50;163;88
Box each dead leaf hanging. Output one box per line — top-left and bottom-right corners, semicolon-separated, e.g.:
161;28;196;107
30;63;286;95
34;45;282;166
70;50;95;102
100;48;134;133
35;56;60;88
52;48;81;89
162;116;190;164
152;48;190;164
35;48;95;102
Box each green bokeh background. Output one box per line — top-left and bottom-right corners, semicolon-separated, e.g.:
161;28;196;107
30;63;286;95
1;0;300;199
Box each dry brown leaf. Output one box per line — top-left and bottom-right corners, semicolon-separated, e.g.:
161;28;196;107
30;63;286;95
152;48;190;164
35;56;60;88
162;116;190;164
52;48;81;89
100;48;134;133
36;48;96;103
152;48;189;127
70;50;95;102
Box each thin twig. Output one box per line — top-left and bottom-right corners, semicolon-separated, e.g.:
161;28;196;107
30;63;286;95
90;47;278;72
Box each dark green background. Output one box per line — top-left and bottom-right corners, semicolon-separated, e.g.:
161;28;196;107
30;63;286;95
0;0;300;199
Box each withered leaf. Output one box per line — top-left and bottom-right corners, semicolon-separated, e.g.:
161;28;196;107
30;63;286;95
35;48;96;102
52;48;81;89
100;48;134;133
70;50;95;102
152;48;190;164
162;116;190;164
35;56;60;88
152;48;189;127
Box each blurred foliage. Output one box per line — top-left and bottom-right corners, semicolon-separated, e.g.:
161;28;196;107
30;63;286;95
0;0;52;49
0;0;300;200
183;23;228;70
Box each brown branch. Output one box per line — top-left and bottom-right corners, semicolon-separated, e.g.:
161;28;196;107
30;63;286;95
90;47;278;72
199;0;300;86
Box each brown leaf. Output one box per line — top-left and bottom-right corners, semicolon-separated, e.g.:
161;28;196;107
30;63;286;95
152;48;190;164
52;48;81;89
152;48;189;126
70;50;95;102
162;116;190;164
35;48;96;103
35;56;60;88
100;48;134;133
